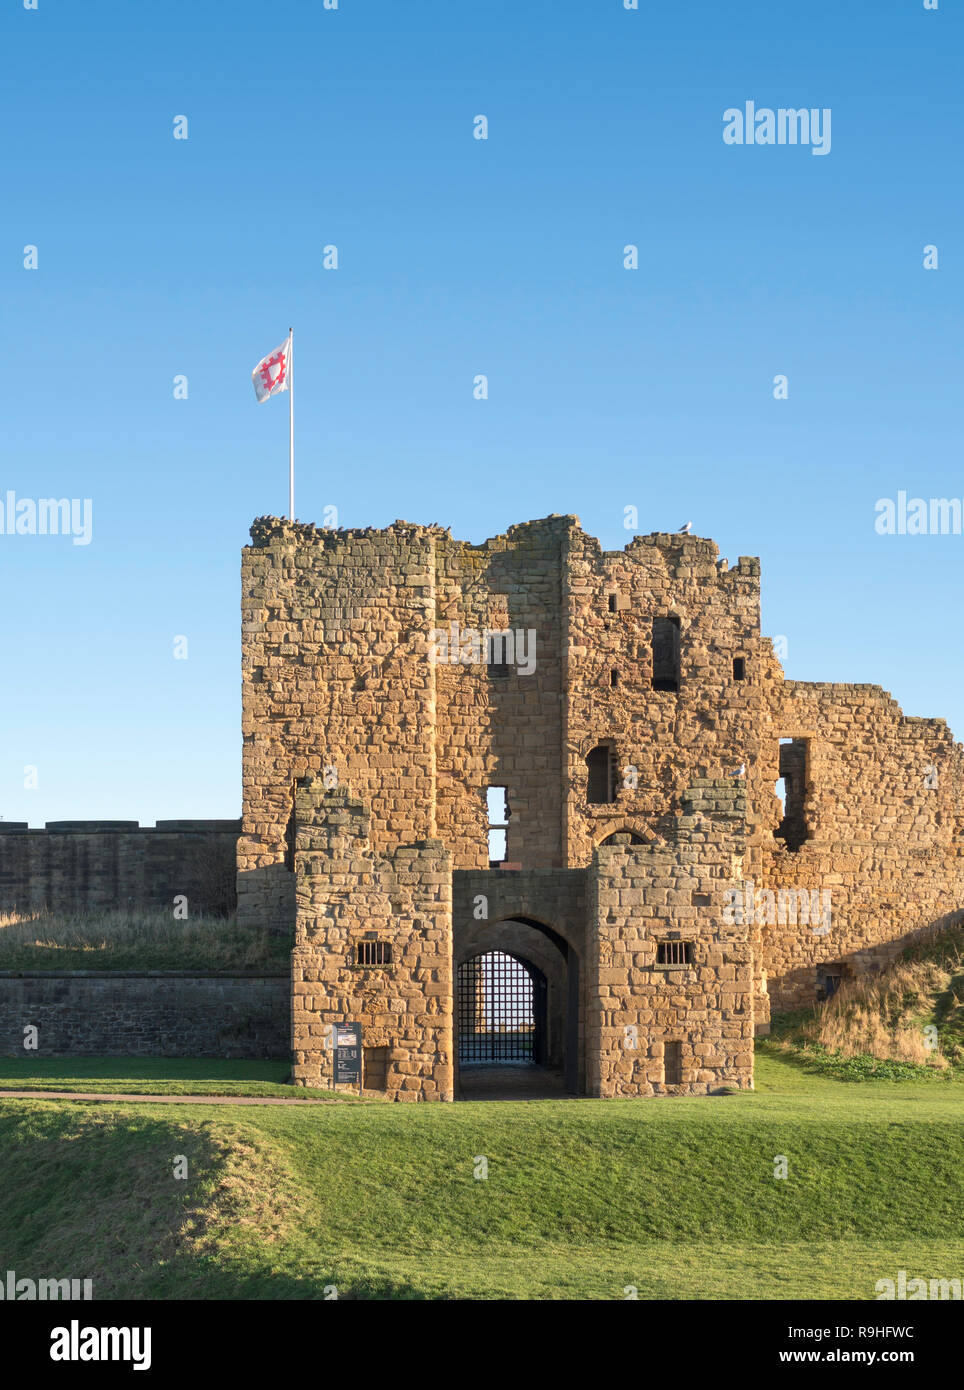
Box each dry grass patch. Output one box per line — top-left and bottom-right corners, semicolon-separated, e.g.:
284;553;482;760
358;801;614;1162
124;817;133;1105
0;908;291;972
771;924;964;1078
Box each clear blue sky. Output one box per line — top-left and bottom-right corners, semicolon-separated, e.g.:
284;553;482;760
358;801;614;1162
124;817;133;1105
2;0;961;824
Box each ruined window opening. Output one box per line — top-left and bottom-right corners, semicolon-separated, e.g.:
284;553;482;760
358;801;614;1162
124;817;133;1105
664;1041;683;1086
657;941;693;967
487;786;510;864
608;594;618;613
354;941;393;967
610;668;619;688
733;657;746;681
600;830;645;845
775;737;811;852
487;633;511;679
283;786;297;871
652;616;681;691
586;744;617;804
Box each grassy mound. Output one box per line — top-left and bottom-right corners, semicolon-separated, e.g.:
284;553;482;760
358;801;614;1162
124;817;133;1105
766;924;964;1082
0;909;291;972
3;1060;964;1299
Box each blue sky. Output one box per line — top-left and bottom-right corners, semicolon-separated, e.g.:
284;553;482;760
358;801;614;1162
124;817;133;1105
2;0;961;823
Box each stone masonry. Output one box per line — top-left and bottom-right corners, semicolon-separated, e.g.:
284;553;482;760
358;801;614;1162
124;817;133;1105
239;514;964;1099
0;820;240;918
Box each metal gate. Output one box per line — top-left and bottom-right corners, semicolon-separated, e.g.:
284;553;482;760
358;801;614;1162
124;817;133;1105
458;951;538;1063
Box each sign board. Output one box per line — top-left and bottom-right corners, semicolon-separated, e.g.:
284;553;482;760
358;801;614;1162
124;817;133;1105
334;1022;362;1088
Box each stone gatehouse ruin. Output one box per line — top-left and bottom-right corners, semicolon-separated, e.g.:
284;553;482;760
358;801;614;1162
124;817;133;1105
237;514;964;1100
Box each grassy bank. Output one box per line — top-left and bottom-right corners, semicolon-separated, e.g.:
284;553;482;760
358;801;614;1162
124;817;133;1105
2;1053;963;1299
765;923;964;1083
0;909;290;972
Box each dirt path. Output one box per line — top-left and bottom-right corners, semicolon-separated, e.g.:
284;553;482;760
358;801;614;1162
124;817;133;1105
0;1090;344;1105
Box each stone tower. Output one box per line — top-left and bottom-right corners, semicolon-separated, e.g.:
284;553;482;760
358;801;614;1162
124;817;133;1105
238;515;964;1098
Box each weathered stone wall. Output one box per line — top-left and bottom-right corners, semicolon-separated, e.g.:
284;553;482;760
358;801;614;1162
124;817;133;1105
240;513;964;1095
0;972;287;1058
238;518;438;931
433;520;569;869
0;821;240;918
292;779;453;1100
748;671;964;1018
564;532;763;866
587;781;754;1097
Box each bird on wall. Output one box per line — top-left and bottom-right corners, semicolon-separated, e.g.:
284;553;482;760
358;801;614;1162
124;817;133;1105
729;764;746;778
679;521;692;534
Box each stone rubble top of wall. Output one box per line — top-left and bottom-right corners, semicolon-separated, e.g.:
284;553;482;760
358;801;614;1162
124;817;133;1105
783;679;893;699
782;680;960;742
246;513;763;573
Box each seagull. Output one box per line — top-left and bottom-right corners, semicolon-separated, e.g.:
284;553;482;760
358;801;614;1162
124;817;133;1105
729;764;746;778
679;521;692;534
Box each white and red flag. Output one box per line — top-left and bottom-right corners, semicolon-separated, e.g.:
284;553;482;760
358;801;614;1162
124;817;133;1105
251;336;291;403
252;328;296;520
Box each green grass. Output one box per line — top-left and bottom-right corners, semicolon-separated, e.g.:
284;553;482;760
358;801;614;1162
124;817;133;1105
2;1051;963;1299
0;1056;358;1099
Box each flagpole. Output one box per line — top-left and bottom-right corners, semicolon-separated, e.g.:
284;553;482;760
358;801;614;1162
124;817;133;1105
288;327;294;521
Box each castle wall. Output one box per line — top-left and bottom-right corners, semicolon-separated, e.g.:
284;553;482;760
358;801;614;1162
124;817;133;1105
587;782;754;1097
0;971;287;1058
291;780;453;1100
239;512;964;1083
433;520;569;869
0;820;239;919
563;532;764;864
748;674;964;1016
238;519;438;930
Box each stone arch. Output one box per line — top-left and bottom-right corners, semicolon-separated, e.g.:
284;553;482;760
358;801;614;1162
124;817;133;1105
596;826;660;847
453;911;581;1094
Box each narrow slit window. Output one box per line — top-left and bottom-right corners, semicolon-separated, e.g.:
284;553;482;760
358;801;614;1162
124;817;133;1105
608;594;618;613
487;786;510;864
652;616;681;691
733;657;746;681
487;632;511;679
610;668;619;688
664;1041;683;1086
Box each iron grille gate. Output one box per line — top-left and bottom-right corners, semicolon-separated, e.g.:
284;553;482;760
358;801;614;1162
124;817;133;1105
458;951;536;1063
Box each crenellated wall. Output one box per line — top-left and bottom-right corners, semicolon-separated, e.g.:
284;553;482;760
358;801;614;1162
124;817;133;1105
0;820;240;918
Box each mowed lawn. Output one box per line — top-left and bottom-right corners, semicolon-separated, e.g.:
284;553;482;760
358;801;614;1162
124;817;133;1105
0;1056;352;1100
1;1050;963;1300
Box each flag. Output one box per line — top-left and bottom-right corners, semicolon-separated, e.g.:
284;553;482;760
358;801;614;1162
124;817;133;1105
252;336;291;403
